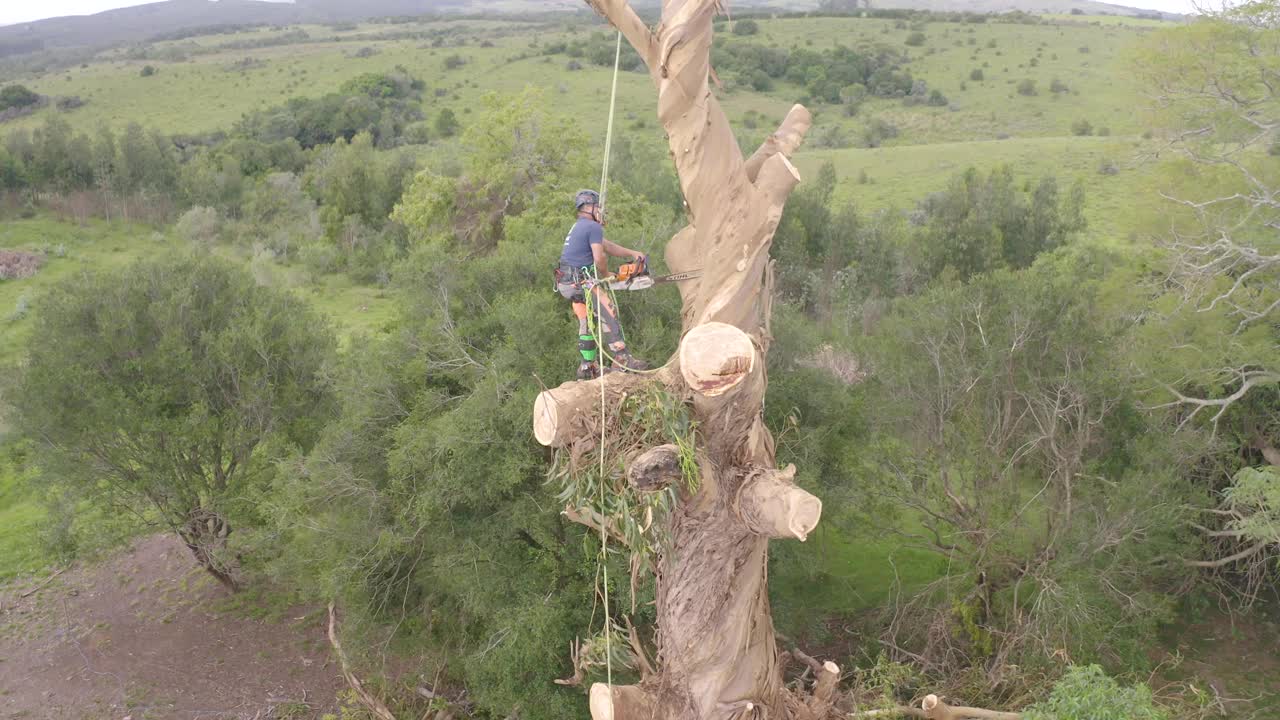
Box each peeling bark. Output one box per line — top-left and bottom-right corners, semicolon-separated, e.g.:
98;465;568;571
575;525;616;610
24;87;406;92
629;445;685;492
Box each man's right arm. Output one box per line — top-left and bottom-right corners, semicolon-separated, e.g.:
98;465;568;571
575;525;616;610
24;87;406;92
592;242;609;277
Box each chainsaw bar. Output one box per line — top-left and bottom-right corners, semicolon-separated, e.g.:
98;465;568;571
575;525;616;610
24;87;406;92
609;269;702;291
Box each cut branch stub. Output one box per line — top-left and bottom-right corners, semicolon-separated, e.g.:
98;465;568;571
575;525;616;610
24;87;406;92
736;464;822;541
533;388;574;447
743;104;812;182
533;372;668;448
679;322;756;397
589;683;654;720
629;444;684;492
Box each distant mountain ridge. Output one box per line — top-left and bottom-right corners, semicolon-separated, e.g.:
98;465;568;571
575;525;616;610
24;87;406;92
0;0;467;57
0;0;1174;60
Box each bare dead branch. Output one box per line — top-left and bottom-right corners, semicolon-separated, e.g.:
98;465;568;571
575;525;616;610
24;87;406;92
328;602;398;720
1185;541;1267;568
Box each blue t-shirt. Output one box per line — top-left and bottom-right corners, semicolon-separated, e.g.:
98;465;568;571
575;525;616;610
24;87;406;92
560;217;604;270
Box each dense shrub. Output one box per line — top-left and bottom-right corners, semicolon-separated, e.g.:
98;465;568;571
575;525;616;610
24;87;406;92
732;18;760;35
1017;78;1037;95
435;107;459;137
860;117;900;148
1025;665;1167;720
905;31;927;46
0;84;40;111
237;70;425;149
10;254;337;591
175;205;223;245
1071;118;1094;136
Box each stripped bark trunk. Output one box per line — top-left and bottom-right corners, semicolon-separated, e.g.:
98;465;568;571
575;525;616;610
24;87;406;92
535;3;821;718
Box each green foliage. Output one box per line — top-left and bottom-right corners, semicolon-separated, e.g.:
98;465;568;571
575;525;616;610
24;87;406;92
269;184;680;718
860;116;900;148
1071;118;1094;136
174;205;223;245
306;131;415;238
969;68;984;81
8;254;337;577
140;65;156;77
237;69;425;149
1024;665;1168;720
395;90;584;249
1130;1;1278;453
0;116;178;195
1017;77;1038;95
733;18;760;36
0;84;40;111
913;165;1086;279
552;385;696;575
1224;467;1280;546
709;42;913;103
434;107;459;138
861;248;1191;671
905;31;927;46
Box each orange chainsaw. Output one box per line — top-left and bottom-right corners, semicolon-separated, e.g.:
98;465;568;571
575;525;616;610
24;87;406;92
610;256;702;291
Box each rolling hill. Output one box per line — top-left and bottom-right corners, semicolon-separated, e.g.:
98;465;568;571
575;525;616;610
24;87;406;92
0;0;1180;59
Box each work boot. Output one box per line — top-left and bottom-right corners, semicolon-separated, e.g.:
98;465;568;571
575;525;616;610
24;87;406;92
576;361;600;380
611;352;651;373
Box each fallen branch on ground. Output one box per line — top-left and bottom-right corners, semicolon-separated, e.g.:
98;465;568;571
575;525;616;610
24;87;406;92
328;601;397;720
849;694;1022;720
19;568;66;598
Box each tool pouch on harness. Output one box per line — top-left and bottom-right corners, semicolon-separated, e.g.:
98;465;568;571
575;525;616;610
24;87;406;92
553;263;591;302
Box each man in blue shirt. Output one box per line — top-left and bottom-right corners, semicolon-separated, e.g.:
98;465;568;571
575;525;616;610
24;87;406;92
557;189;649;379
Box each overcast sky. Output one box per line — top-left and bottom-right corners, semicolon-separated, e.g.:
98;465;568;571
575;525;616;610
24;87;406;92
0;0;1202;28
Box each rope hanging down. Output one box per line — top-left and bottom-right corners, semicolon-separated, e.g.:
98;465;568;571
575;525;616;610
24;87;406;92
597;29;623;694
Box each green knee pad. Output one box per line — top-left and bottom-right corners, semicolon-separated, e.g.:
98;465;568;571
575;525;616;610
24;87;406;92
578;335;598;362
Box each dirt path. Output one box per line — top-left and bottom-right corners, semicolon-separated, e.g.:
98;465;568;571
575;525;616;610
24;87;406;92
0;534;344;720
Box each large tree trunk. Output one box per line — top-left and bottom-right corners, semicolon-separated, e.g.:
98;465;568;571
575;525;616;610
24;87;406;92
534;3;822;718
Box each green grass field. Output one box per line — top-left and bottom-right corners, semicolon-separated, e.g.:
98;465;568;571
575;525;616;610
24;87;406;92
9;12;1172;242
0;10;1179;592
0;456;46;581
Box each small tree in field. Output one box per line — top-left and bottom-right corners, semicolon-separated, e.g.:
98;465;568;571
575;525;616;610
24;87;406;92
8;254;336;590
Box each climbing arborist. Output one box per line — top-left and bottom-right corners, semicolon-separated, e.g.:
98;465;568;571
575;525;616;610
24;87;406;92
556;189;650;380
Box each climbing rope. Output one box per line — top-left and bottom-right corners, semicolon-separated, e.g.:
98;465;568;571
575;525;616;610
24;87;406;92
599;30;623;213
596;29;623;694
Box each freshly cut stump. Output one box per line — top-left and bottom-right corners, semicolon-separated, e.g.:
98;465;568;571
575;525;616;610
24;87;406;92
679;322;756;397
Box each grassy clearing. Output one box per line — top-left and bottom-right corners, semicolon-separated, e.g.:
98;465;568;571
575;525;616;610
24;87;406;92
7;14;1171;254
0;217;401;367
0;217;171;367
798;134;1165;242
13;14;1156;145
0;456;46;581
772;514;948;636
